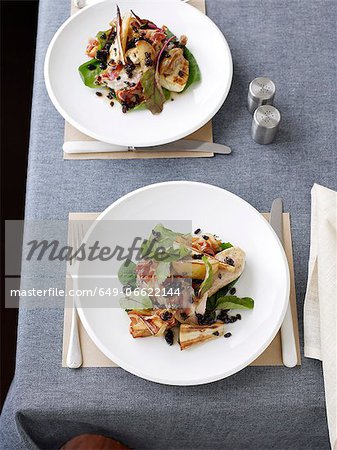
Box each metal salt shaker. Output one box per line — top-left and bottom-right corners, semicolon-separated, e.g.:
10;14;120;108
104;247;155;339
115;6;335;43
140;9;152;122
248;77;276;114
251;105;281;144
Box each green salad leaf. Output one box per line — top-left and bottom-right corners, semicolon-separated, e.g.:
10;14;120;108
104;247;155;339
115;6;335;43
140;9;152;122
142;224;181;254
141;224;190;262
132;88;170;112
141;67;166;115
119;293;153;310
78;59;102;88
118;260;137;288
206;278;240;311
96;29;110;50
214;296;254;310
155;261;171;284
199;256;213;296
182;47;201;91
152;246;190;263
220;242;233;250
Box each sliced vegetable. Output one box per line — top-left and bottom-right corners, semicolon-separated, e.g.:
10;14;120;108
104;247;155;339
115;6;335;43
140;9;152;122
121;13;132;54
172;258;218;280
116;5;126;64
159;47;189;93
165;29;201;92
179;322;224;350
128;309;177;338
136;40;156;71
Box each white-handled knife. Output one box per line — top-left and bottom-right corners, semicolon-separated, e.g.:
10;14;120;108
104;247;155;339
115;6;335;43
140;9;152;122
63;139;232;155
270;198;298;368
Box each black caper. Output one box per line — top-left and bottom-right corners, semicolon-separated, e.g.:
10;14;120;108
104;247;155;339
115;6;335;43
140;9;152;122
152;230;161;240
161;311;173;322
165;329;174;346
225;257;235;267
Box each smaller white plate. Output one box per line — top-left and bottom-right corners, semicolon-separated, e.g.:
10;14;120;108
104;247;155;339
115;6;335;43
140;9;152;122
44;0;233;147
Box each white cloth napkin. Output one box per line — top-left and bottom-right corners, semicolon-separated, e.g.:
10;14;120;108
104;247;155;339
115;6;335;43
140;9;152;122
304;184;337;449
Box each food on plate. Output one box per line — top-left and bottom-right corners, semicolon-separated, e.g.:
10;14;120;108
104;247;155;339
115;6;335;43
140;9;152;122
79;6;201;114
179;322;225;350
118;224;254;350
128;309;177;338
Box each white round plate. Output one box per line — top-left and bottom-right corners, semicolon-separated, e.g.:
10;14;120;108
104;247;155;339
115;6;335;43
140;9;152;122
44;0;232;147
74;182;289;385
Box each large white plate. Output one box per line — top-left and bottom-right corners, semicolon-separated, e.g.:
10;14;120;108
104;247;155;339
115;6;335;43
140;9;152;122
44;0;232;147
74;182;290;385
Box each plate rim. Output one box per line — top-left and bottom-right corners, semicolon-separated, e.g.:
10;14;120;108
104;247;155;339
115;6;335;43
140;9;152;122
44;0;233;147
74;181;290;385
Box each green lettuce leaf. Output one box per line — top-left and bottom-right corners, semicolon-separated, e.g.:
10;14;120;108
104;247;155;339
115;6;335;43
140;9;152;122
118;260;137;288
155;262;171;284
152;246;190;263
141;224;190;262
220;242;233;250
182;47;201;92
128;88;170;112
206;278;240;311
95;29;110;50
214;296;254;310
78;59;102;88
199;256;213;296
141;67;165;114
119;293;153;310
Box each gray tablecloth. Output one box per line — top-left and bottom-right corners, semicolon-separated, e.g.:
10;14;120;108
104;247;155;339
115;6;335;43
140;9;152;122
1;0;336;449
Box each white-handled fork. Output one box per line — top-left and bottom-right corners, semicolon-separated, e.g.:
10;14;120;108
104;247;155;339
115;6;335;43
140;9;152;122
66;222;85;369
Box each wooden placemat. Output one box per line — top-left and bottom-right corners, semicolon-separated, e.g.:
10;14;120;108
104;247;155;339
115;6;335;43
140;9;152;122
62;212;301;367
64;0;214;160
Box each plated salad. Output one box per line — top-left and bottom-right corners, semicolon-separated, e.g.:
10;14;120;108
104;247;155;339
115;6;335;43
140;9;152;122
79;6;201;114
118;225;254;350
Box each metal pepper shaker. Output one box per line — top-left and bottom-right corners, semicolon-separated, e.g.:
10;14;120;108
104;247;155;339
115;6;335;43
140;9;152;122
251;105;281;144
248;77;276;114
